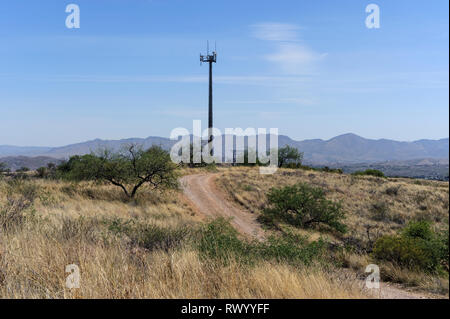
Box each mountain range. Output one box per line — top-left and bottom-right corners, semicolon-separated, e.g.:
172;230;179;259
1;133;448;171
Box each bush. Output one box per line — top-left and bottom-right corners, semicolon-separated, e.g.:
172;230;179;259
36;166;50;178
373;221;449;273
256;233;326;265
402;220;433;241
385;185;400;196
352;169;385;178
132;225;191;251
0;162;9;173
58;216;99;243
106;218;191;252
370;201;390;221
197;218;252;264
197;218;327;266
0;180;38;231
261;183;346;233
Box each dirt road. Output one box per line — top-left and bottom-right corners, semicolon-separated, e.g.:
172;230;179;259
180;173;439;299
180;173;265;240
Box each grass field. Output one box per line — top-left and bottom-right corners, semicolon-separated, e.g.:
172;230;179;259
217;167;449;295
0;171;366;298
0;166;448;298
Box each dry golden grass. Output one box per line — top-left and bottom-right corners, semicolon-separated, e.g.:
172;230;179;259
0;175;369;299
217;167;449;244
216;166;449;295
0;234;365;299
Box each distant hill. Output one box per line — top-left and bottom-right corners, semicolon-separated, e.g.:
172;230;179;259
0;156;63;171
34;136;174;159
0;145;52;157
280;133;449;164
1;133;448;171
333;158;449;181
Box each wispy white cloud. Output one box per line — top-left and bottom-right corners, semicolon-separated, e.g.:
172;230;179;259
265;43;327;74
251;23;301;42
252;23;326;74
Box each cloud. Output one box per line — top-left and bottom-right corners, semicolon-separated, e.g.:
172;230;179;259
251;23;301;42
252;23;326;74
265;43;327;74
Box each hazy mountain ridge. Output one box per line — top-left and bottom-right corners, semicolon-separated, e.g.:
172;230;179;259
332;158;449;181
1;134;448;171
0;145;52;157
279;133;449;164
0;156;63;171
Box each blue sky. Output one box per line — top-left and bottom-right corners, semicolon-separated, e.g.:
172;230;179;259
0;0;448;146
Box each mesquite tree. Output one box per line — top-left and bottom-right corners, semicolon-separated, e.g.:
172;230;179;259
59;145;178;198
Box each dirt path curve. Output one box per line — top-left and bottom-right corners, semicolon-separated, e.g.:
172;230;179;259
180;173;441;299
180;173;265;240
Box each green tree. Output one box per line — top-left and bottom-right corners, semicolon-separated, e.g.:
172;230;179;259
262;183;346;233
60;145;178;199
0;162;9;173
277;145;303;168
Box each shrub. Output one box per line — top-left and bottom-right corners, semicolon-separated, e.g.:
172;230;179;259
322;166;343;174
285;163;302;169
0;197;34;231
0;162;9;173
261;183;346;233
197;218;327;266
106;218;191;252
352;169;385;178
197;218;252;264
36;166;50;178
402;221;433;241
373;221;449;273
256;233;327;266
370;201;390;221
0;181;38;231
57;216;99;243
385;185;400;196
132;225;191;251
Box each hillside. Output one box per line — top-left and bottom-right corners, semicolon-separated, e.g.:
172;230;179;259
2;134;448;163
0;166;447;298
0;156;63;171
0;145;52;157
281;133;449;164
0;168;370;298
216;167;449;296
